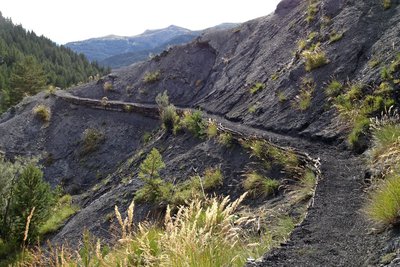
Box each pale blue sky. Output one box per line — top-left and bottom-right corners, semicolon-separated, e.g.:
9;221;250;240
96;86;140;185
2;0;281;44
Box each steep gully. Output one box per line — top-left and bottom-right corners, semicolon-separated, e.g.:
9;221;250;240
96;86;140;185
54;90;384;266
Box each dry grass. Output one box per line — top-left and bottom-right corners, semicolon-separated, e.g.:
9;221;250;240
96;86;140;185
20;194;286;267
143;71;161;84
103;81;113;92
218;132;233;147
364;111;400;226
249;82;265;94
368;112;400;176
301;48;328;71
293;77;315;111
32;104;51;122
206;119;218;139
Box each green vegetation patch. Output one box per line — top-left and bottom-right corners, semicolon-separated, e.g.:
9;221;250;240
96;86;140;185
81;128;105;156
249;82;266;94
39;194;79;235
329;31;343;44
301;47;329;71
383;0;391;9
181;110;206;138
206;120;218;138
218;132;233;147
135;149;224;207
143;71;161;84
293;77;315;111
325;79;343;97
329;77;397;150
365;174;400;225
306;0;320;23
243;172;279;198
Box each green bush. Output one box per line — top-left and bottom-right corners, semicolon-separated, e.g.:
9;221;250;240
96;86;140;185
103;81;113;91
247;140;298;171
156;91;180;133
294;77;315;111
155;90;169;109
248;105;257;113
277;92;287;103
243;172;279;198
381;66;392;81
181;110;206;138
369;122;400;172
348;116;370;149
142;132;152;143
369;58;380;69
297;170;316;201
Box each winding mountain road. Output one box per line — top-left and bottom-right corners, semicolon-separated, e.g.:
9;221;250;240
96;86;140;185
54;90;384;266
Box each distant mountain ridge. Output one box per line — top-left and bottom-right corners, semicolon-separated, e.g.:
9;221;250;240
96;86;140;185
66;23;239;68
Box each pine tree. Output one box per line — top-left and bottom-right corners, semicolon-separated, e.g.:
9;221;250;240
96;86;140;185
135;148;172;203
9;56;46;105
9;164;53;244
139;148;165;182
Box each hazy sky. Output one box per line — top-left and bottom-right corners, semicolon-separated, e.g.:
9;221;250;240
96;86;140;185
1;0;281;44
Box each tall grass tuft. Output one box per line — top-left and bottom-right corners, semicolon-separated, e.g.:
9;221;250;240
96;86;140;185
243;172;280;198
365;174;400;226
369;113;400;176
32;104;51;122
22;193;285;266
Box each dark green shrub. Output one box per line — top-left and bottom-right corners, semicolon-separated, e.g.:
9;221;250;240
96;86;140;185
156;91;180;133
